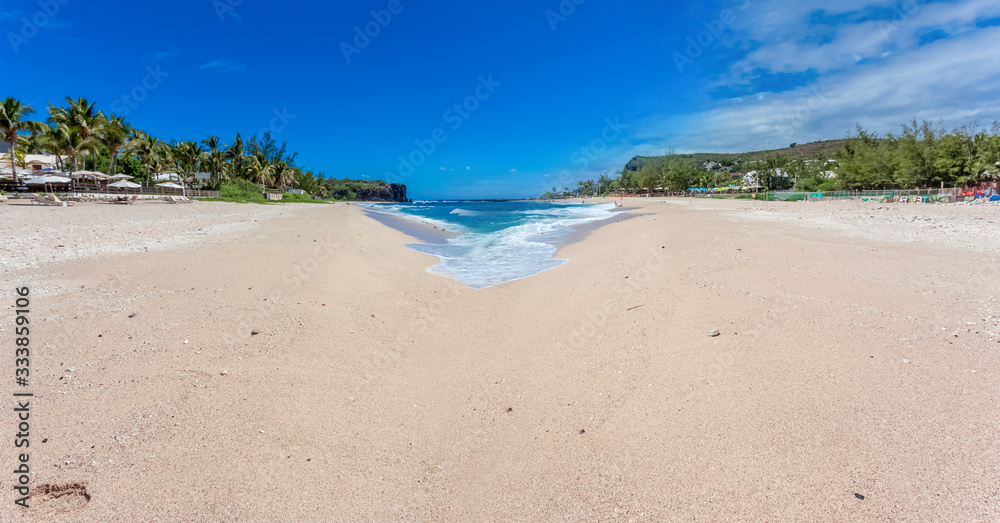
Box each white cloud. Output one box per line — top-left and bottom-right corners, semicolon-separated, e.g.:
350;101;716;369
147;49;180;62
508;168;517;172
724;0;1000;85
198;59;249;73
633;0;1000;154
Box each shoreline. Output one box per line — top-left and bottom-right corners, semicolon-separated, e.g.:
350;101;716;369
360;206;455;244
359;200;633;289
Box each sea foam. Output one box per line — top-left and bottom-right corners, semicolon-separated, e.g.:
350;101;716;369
362;201;618;289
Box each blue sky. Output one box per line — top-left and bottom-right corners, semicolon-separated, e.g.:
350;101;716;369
3;0;1000;199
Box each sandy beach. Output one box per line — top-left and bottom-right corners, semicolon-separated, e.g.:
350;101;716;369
2;197;998;521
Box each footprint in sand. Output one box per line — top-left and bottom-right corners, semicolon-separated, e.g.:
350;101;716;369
30;483;91;516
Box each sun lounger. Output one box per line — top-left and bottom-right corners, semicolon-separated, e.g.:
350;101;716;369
30;193;71;206
47;194;75;206
111;195;137;205
164;196;179;204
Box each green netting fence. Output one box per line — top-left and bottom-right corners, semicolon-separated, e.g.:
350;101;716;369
766;189;962;203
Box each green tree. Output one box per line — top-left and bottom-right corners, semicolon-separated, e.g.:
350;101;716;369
893;120;938;188
637;164;660;195
99;115;130;176
202;135;225;186
130;130;161;182
47;97;105;171
225;133;246;178
934;133;975;186
661;156;698;192
40;124;93;174
0;97;47;183
835;127;898;189
972;123;1000;183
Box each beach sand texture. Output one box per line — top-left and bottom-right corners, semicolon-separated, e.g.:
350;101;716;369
1;198;998;521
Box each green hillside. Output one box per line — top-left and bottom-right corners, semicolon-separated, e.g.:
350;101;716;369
625;139;847;171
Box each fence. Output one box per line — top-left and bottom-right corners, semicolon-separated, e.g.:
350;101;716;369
0;179;219;199
765;188;989;204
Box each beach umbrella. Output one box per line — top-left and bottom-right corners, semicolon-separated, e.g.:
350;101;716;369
108;180;141;197
24;175;72;193
108;180;141;189
156;181;186;196
107;174;133;180
25;175;72;184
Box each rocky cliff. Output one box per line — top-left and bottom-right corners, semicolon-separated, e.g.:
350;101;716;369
357;183;407;202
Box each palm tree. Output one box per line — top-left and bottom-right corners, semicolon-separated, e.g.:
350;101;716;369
243;156;269;186
598;172;610;196
0;97;47;183
202;135;224;185
47;97;105;171
150;141;173;182
204;149;227;186
225;133;245;178
271;160;296;188
130;130;160;182
40;124;91;175
99;115;129;176
174;140;205;187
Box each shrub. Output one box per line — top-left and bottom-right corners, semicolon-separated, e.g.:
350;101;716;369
281;193;325;203
220;179;265;202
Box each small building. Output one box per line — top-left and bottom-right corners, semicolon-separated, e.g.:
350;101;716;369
0;154;60;170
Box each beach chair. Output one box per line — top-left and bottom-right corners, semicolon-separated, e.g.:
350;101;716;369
31;193;63;206
164;196;179;204
48;194;75;206
111;195;132;205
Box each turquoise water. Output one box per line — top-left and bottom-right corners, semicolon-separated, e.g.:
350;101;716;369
360;201;620;288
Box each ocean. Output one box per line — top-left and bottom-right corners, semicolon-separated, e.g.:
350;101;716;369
360;201;621;289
